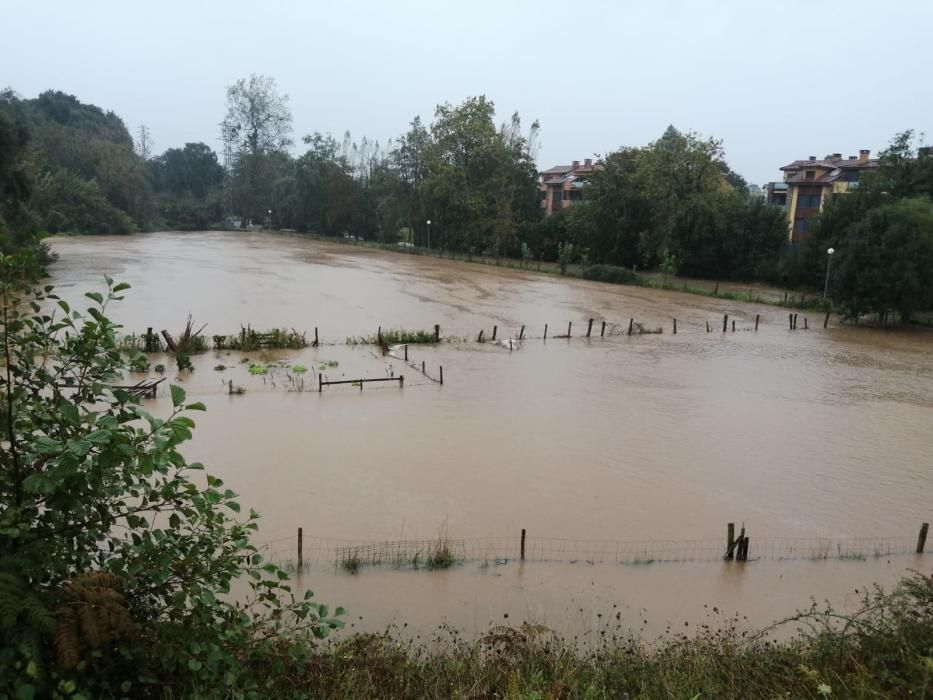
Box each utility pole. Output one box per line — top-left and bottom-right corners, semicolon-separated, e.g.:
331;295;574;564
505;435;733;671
135;125;153;161
219;119;235;225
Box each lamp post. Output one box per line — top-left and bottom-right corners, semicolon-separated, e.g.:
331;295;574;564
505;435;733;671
426;219;431;250
823;247;835;299
268;209;273;230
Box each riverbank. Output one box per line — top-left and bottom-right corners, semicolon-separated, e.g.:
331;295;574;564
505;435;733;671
301;232;833;312
213;572;933;698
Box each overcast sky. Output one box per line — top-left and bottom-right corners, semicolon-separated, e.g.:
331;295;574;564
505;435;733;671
5;0;931;185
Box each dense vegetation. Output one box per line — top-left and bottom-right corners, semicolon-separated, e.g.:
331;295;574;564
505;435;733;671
801;131;933;321
527;127;789;281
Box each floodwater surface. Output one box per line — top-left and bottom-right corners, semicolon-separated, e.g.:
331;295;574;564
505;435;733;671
46;231;933;635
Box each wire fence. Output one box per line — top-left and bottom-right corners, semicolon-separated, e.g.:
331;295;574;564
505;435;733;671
253;532;924;572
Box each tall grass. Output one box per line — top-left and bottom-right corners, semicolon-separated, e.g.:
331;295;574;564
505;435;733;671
227;572;933;698
346;328;438;345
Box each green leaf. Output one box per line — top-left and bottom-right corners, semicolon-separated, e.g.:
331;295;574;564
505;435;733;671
170;384;186;407
85;291;104;305
187;659;202;672
112;282;131;293
85;430;112;444
186;402;206;412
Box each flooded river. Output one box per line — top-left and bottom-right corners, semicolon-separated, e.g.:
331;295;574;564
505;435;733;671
46;231;933;637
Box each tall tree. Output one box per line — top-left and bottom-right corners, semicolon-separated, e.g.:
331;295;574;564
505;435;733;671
224;74;292;157
224;75;293;220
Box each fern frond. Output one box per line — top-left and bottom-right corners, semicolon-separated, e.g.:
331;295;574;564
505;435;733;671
54;607;80;669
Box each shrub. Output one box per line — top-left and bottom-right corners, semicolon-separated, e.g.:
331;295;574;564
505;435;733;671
580;264;638;285
0;272;342;696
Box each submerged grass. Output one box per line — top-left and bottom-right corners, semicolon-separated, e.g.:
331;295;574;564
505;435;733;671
215;572;933;698
337;529;461;573
346;328;439;345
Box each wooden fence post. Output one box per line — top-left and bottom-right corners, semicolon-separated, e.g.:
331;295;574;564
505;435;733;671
628;318;634;335
587;318;594;337
422;360;425;374
298;527;303;569
725;523;735;561
673;318;677;334
521;528;526;561
755;314;760;331
804;317;809;330
399;375;405;388
378;326;382;344
477;330;484;342
567;321;572;337
789;313;793;330
918;523;929;554
723;315;728;333
784;291;788;305
439;366;443;385
793;313;798;330
732;320;736;332
404;345;408;361
706;321;710;333
492;325;497;341
544;324;548;340
600;321;606;337
519;325;525;340
314;327;319;347
318;374;323;392
824;311;830;329
434;324;440;342
161;330;178;352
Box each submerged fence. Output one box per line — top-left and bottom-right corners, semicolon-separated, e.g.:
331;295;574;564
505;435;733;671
255;524;929;573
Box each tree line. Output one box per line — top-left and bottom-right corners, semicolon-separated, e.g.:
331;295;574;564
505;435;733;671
1;76;930;321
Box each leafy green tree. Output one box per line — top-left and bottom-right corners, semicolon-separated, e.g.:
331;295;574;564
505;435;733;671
873;130;933;198
32;169;134;234
27;91;155;229
150;142;224;199
0;271;342;697
0;90;41;257
830;198;933;321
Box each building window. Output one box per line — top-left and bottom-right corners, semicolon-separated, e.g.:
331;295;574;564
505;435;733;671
539;190;547;201
568;190;583;202
796;194;822;209
553;191;562;203
793;219;810;234
845;170;860;183
805;170;816;180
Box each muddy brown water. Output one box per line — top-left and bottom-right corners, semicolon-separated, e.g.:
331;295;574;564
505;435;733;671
46;231;933;637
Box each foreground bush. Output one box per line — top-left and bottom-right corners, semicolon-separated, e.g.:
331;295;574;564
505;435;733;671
0;267;342;698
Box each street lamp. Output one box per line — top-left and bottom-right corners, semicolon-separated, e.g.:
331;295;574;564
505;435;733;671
268;209;273;230
426;219;431;250
823;247;835;299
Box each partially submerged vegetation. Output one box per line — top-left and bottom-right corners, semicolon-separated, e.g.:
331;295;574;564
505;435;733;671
346;328;439;345
215;326;309;351
337;533;460;574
